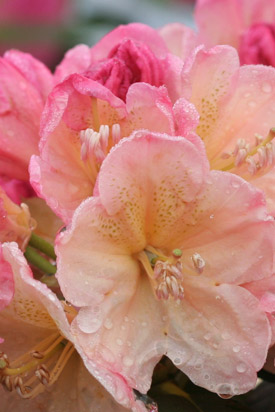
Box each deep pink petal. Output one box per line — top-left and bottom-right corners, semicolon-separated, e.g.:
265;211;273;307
4;49;53;101
54;44;92;84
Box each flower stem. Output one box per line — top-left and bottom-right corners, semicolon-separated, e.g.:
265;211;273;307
24;246;56;275
28;233;56;260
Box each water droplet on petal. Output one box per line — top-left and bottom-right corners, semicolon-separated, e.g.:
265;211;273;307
233;345;240;353
103;318;113;330
116;338;123;346
216;383;234;399
204;332;211;341
123;356;134;366
210;214;214;219
248;100;256;108
221;332;231;340
262;82;272;93
236;363;246;373
174;357;182;365
204;374;210;380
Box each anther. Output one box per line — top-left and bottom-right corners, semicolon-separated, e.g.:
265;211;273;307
2;375;13;392
14;376;26;397
246;157;257;175
31;351;44;359
112;124;121;144
192;253;205;274
35;364;50;386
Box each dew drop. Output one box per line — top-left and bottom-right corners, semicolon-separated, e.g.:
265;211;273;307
124;316;129;322
248;100;256;108
174;357;182;365
231;181;240;189
123;356;134;367
221;332;231;340
216;383;234;399
204;332;211;341
236;363;246;373
116;338;123;346
233;345;240;353
141;321;147;327
262;82;272;93
215;295;221;300
204;374;210;380
195;362;203;370
103;318;113;330
210;214;214;219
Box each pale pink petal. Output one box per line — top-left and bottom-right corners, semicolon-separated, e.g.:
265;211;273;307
0;245;14;311
4;49;53;101
181;45;240;123
71;275;163;410
2;242;71;339
180;170;275;285
244;275;275;344
165;278;271;396
89;23;168;61
98;130;208;216
56;197;143;307
159;23;199;60
54;44;92;84
123;83;175;136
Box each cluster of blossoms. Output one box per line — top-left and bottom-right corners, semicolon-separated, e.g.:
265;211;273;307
1;0;275;411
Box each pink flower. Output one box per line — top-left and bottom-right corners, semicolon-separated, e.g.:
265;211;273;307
179;45;275;212
0;242;143;411
30;75;197;223
195;0;275;66
0;187;35;249
54;23;181;102
56;131;274;400
0;50;53;181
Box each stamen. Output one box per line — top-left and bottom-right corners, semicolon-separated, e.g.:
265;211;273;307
112;123;121;144
220;128;275;175
191;253;205;274
0;332;75;399
80;123;121;164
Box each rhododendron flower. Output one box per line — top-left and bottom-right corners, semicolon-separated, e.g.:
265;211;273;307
179;45;275;212
0;242;145;411
0;50;53;181
195;0;275;66
0;187;35;249
56;131;274;400
54;23;181;102
30;76;198;223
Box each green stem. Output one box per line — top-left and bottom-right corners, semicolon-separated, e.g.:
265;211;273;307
28;233;56;260
24;246;56;275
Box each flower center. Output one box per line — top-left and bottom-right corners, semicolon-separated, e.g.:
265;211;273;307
137;246;205;301
79;97;121;174
0;331;74;399
215;128;275;176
